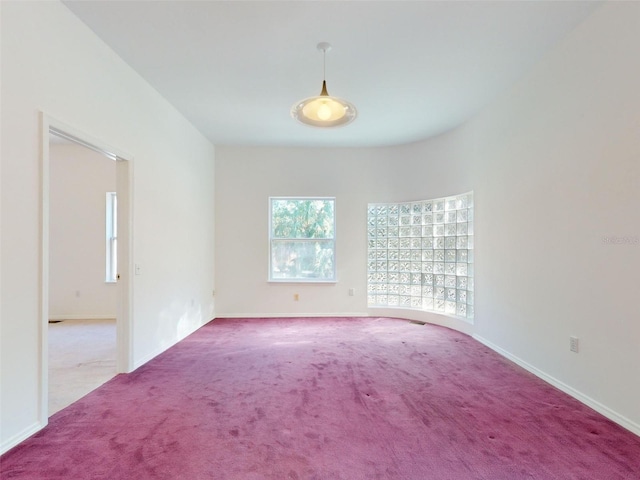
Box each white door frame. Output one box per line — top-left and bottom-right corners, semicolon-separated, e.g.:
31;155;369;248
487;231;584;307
39;113;134;424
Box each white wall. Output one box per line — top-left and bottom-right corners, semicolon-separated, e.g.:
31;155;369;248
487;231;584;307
216;1;639;433
214;144;474;334
0;1;215;452
49;143;117;319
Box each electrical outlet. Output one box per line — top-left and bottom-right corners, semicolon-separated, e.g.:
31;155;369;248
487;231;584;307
569;336;579;353
348;288;355;296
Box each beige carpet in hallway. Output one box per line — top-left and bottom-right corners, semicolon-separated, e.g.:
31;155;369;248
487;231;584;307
48;318;116;416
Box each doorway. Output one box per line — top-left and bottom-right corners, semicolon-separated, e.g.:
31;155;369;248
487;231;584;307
40;114;133;424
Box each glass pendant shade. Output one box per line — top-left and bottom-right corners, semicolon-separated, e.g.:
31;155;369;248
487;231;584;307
291;44;357;128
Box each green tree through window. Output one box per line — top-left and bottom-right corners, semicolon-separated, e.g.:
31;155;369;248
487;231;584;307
270;198;336;281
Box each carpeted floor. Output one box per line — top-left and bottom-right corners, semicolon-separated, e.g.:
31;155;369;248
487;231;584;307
2;317;639;479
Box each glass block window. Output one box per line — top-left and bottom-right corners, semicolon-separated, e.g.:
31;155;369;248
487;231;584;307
269;197;336;282
367;192;474;320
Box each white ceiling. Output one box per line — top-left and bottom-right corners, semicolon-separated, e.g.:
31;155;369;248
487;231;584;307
62;0;601;148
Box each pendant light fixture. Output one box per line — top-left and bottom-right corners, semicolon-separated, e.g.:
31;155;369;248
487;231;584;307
291;42;357;128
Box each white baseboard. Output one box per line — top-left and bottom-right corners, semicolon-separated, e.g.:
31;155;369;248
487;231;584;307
214;312;369;319
473;334;640;437
1;421;43;455
48;314;115;321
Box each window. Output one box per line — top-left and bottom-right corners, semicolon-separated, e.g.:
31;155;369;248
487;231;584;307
367;192;474;320
269;197;336;282
105;192;117;283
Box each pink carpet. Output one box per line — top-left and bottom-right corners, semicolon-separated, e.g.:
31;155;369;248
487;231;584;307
2;317;639;479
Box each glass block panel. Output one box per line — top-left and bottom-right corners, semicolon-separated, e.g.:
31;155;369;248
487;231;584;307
445;288;457;301
399;227;411;237
456;303;467;317
376;228;387;238
399;261;410;271
434;200;445;212
411;285;421;296
388;261;398;272
457;209;468;223
400;215;411;226
423;262;434;274
422;273;434;285
456;263;468;276
434;262;445;274
467;277;474;291
434;287;445;299
412;215;422;225
376;239;387;249
411;297;422;308
368;205;377;216
388;272;399;283
399;238;411;249
377;215;388;226
445;211;457;224
411;262;421;273
368;216;376;227
445;224;457;236
368;239;376;249
467;291;474;306
388;284;399;295
456;236;468;249
423;297;434;310
422;285;434;297
377;295;388;305
423;202;433;212
411;226;422;237
434;213;445;224
457;276;468;289
368;227;376;238
433;225;444;237
368;294;377;305
423;214;433;225
399;250;410;261
445;198;457;211
411;251;421;262
388;227;399;237
376;205;388;216
467;221;474;235
422;250;434;261
376;284;388;293
467;304;474;319
411;238;422;249
445;250;456;263
456;196;468;210
388;250;399;260
411;273;422;284
422;238;434;249
467;250;474;263
422;226;433;237
434;250;445;262
368;250;377;260
387;295;399;306
467;208;474;221
435;274;445;287
388;205;399;215
376;250;387;260
412;203;423;214
445;263;456;275
457;223;468;236
400;204;411;215
435;299;445;312
445;301;457;315
445;275;457;288
368;283;376;294
457;289;466;302
400;296;411;307
376;261;387;271
377;272;388;283
388;238;399;249
388;215;399;227
467;236;474;249
467;264;474;276
434;237;445;249
398;284;411;295
445;237;457;249
399;273;410;284
368;261;376;271
456;250;468;263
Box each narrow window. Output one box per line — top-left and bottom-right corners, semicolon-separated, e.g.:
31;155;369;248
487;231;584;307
105;192;117;283
269;197;336;282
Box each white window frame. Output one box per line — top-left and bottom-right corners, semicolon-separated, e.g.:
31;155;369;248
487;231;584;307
105;191;117;283
269;197;337;283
